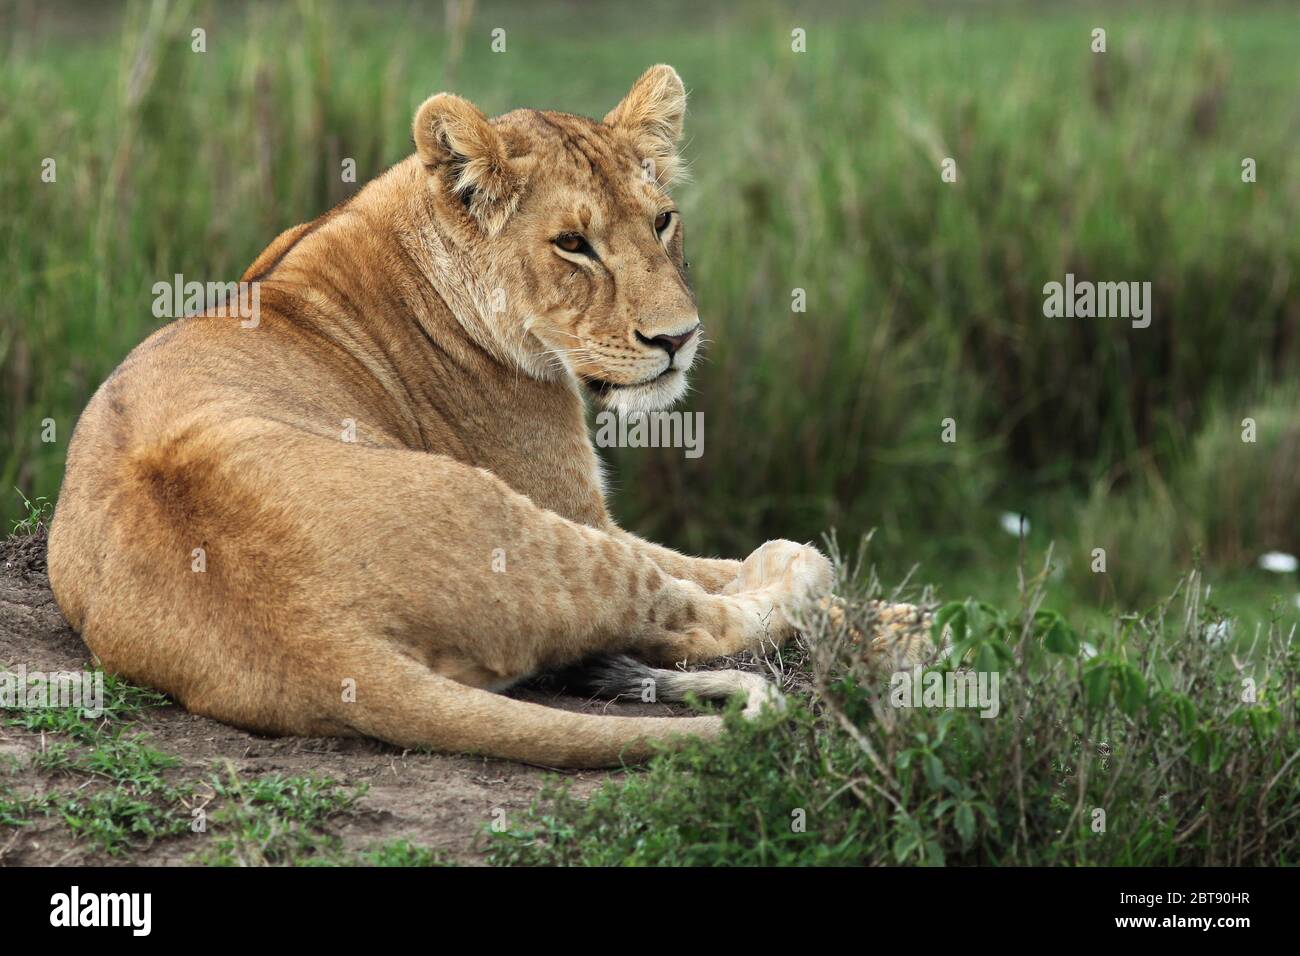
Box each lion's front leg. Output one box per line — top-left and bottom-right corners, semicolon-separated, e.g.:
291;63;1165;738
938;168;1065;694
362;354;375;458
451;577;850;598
608;527;742;593
604;533;834;665
634;539;834;665
608;529;835;604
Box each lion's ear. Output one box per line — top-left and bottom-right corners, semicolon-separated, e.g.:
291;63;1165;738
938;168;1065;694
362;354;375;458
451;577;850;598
413;93;524;234
604;64;686;185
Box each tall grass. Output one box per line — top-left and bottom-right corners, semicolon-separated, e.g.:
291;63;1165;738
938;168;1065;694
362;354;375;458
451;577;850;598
2;0;1298;614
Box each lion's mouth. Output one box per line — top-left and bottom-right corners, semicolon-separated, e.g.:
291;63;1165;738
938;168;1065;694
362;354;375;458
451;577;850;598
583;377;620;398
583;367;676;397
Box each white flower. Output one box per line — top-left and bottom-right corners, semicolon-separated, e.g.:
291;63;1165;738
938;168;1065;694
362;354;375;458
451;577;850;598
1203;620;1233;645
1000;512;1029;537
1258;551;1298;574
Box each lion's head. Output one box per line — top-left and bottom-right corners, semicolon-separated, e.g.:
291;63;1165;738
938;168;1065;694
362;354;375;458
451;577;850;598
413;65;700;414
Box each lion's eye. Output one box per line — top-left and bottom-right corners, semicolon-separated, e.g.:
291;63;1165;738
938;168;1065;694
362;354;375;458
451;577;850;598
654;211;674;234
554;233;594;256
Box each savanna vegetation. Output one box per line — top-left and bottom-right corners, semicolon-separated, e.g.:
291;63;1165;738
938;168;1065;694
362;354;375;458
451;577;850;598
2;0;1297;865
490;548;1300;865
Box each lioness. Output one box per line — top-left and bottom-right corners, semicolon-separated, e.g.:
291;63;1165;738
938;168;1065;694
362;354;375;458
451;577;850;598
47;65;834;767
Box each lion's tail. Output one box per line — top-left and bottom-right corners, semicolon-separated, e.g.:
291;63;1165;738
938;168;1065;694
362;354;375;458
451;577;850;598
552;653;784;716
337;651;727;768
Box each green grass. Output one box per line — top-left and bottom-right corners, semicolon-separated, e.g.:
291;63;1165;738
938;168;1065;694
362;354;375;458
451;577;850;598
1;669;192;855
197;769;367;866
8;488;52;537
0;667;366;862
3;0;1298;628
338;839;454;868
488;545;1300;866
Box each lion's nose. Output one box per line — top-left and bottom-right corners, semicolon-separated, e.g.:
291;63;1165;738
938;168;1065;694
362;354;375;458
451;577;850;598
637;323;699;357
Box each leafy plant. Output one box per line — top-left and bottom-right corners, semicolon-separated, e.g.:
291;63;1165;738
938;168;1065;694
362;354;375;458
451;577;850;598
489;544;1300;866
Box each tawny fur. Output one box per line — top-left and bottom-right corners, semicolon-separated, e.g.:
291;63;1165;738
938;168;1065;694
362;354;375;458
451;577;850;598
47;66;834;768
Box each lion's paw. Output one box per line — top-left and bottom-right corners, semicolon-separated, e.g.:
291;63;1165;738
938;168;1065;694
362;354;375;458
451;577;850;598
741;678;787;719
724;539;833;599
721;540;833;645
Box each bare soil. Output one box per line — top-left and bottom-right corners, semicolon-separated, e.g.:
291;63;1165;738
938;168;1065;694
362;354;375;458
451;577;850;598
0;530;691;866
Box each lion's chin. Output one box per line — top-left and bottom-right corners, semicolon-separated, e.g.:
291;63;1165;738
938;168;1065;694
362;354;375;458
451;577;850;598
586;368;688;415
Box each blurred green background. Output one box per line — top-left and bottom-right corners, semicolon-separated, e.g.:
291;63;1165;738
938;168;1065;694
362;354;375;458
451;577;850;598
2;0;1298;626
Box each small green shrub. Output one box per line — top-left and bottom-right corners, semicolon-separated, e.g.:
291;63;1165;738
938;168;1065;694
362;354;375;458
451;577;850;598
489;548;1300;866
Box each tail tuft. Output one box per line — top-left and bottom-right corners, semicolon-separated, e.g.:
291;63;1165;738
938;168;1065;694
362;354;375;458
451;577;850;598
552;653;785;717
